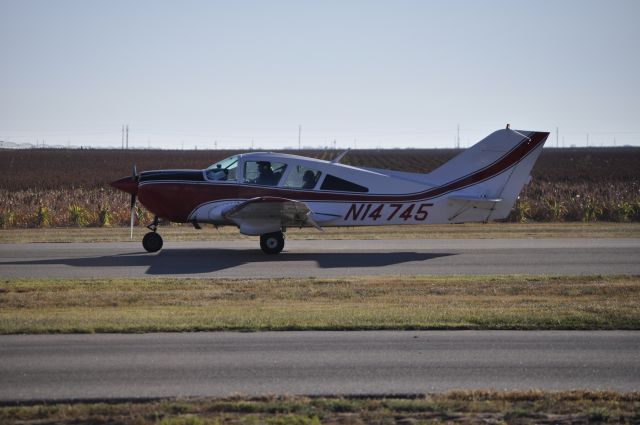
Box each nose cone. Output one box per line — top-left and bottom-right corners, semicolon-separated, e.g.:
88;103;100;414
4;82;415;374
110;176;138;195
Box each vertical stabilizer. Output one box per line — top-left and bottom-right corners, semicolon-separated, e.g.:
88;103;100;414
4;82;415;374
426;128;549;222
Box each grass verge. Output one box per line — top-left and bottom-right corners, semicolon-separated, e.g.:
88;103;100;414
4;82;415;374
2;391;639;424
1;222;639;243
1;275;639;333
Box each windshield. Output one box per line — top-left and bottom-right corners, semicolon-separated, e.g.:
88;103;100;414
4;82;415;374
205;155;238;181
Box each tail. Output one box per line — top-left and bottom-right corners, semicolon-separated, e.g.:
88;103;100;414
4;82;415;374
426;127;549;223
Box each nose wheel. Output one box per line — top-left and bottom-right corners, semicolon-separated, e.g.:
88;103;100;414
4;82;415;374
142;216;163;253
260;231;285;254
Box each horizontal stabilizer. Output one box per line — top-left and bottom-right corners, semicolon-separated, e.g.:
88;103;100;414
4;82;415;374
448;195;503;203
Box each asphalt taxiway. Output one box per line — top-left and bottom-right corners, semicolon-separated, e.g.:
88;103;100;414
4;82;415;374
0;238;639;278
1;331;638;401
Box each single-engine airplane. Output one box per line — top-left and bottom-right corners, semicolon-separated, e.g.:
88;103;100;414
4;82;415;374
111;125;549;254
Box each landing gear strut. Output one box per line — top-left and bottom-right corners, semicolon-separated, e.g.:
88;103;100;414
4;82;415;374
260;231;285;254
142;216;163;253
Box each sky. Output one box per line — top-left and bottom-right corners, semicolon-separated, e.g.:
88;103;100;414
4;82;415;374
1;0;639;149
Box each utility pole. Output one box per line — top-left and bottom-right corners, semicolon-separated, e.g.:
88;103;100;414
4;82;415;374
298;125;301;150
456;124;460;149
121;125;124;149
214;140;217;150
126;125;129;149
586;133;589;147
556;127;559;148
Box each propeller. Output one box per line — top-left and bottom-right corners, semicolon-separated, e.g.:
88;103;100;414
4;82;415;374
130;164;138;239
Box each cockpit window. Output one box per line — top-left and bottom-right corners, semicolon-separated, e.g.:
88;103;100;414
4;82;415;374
244;161;287;186
283;165;322;190
206;155;238;181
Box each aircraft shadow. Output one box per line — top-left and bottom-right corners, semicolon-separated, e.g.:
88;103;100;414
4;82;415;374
4;249;455;275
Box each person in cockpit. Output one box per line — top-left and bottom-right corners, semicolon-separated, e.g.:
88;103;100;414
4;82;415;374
302;170;318;189
255;161;276;185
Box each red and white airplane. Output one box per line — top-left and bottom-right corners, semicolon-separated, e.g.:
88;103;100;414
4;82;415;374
111;125;548;254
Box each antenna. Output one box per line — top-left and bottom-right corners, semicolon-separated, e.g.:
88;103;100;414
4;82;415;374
332;148;350;163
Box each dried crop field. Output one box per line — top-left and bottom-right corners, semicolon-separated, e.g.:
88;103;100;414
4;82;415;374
1;147;639;227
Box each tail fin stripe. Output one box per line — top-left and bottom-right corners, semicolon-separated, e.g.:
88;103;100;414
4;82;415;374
425;131;547;200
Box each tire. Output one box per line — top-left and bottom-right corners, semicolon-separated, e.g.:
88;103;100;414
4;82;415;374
260;231;285;254
142;232;163;253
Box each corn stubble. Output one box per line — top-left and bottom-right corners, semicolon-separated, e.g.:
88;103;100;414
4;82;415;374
1;147;638;228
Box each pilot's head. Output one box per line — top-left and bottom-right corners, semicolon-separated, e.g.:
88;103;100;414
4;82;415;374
257;161;271;172
303;170;315;182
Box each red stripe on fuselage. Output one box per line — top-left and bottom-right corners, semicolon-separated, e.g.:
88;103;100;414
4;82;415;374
138;132;548;222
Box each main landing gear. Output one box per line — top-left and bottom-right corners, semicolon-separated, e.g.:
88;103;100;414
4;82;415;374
142;216;163;253
260;231;285;255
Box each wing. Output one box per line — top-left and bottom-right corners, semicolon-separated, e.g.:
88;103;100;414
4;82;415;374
223;196;322;236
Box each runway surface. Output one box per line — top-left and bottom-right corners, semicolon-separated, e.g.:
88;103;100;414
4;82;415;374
1;331;638;401
1;238;639;278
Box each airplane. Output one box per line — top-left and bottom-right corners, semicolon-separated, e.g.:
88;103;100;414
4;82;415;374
110;125;549;254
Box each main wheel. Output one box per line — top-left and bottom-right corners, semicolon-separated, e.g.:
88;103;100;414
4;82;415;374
142;232;163;253
260;231;285;254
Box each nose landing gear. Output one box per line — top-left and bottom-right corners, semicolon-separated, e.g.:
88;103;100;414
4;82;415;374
142;216;163;253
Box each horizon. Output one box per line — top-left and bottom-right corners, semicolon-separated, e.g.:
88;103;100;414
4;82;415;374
2;140;639;151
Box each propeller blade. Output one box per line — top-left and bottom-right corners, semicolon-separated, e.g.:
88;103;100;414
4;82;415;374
129;163;138;239
130;193;136;239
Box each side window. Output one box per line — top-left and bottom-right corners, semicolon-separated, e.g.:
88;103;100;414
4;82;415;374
320;174;369;192
244;161;287;186
283;165;322;190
